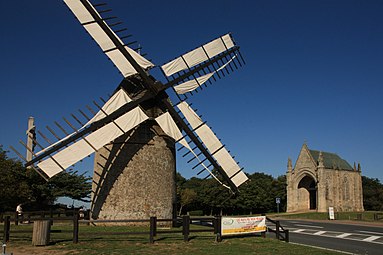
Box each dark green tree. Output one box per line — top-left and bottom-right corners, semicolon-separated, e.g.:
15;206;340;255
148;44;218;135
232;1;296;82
362;176;383;211
0;146;92;212
236;172;275;214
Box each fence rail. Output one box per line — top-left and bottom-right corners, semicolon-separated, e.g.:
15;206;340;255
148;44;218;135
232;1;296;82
265;216;289;242
1;211;288;244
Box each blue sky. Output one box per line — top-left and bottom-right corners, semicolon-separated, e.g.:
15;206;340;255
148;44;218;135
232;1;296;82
1;0;382;188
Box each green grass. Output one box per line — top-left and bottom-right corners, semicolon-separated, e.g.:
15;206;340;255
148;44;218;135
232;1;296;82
2;224;342;255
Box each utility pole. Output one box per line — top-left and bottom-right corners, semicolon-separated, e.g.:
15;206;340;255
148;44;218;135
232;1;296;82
26;117;36;168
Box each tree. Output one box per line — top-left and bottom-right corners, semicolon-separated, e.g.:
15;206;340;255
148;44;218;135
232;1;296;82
362;176;383;211
236;172;275;214
0;146;92;212
0;146;32;212
178;188;197;215
271;175;287;212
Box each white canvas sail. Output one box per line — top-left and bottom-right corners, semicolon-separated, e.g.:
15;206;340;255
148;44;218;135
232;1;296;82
38;106;149;177
161;34;235;77
177;102;248;187
64;0;154;77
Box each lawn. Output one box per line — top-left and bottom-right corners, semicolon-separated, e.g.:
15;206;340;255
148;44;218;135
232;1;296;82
2;224;342;255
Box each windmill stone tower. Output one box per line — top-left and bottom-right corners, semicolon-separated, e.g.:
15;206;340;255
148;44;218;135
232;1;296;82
91;81;176;220
15;0;249;222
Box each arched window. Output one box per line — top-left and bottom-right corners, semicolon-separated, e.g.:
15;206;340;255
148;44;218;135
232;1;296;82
343;176;349;201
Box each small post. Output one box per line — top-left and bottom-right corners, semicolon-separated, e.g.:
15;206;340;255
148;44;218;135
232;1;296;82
275;220;280;240
2;243;6;255
182;215;190;242
3;216;10;243
149;216;157;244
284;229;289;242
73;213;79;244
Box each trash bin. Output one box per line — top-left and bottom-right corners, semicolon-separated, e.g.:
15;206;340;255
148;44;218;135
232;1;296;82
32;220;51;246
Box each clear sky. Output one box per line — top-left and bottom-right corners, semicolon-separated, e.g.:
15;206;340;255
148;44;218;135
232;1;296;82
1;0;382;186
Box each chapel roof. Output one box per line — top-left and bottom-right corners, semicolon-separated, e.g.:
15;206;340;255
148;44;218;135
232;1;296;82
309;149;354;171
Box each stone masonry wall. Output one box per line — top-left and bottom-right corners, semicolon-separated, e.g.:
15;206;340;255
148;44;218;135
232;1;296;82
90;120;176;221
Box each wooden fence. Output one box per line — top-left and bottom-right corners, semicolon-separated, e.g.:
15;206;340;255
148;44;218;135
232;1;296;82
1;211;289;244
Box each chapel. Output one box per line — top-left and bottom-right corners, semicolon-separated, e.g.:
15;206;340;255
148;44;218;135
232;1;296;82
286;144;364;212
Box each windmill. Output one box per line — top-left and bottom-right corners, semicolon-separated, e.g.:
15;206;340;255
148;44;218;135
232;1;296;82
11;0;248;220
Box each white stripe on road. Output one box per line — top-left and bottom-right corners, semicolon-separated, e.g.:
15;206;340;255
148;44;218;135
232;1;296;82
293;229;305;233
295;224;324;229
336;233;352;238
363;236;381;242
358;230;383;236
313;231;326;235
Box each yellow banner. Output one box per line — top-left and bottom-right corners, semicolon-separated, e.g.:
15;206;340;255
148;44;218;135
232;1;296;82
221;216;266;236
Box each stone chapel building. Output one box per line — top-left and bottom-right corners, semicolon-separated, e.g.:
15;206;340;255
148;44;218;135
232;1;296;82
286;144;364;212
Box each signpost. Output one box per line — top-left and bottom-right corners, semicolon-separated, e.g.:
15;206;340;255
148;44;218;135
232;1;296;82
276;197;281;213
328;207;335;220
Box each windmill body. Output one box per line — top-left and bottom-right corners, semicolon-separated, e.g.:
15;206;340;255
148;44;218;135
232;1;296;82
91;81;176;221
14;0;249;221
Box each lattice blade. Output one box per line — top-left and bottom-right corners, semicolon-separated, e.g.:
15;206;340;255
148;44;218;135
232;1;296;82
64;0;154;77
161;34;235;77
37;106;148;177
173;55;236;94
177;101;248;187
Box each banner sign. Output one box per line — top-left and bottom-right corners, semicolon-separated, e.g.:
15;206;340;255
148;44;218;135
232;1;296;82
221;216;266;236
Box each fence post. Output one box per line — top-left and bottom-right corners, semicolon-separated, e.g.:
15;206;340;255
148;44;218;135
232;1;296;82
215;216;222;242
149;216;157;244
182;215;190;242
73;213;79;244
284;229;289;242
3;216;10;243
15;212;18;226
275;220;280;240
172;203;177;228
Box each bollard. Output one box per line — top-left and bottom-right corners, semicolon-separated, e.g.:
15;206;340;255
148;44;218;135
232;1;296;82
2;243;6;255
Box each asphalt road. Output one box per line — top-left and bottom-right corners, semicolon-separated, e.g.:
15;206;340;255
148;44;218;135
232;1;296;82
274;219;383;255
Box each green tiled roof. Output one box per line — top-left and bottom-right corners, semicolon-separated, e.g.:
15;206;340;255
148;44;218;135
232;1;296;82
309;150;353;171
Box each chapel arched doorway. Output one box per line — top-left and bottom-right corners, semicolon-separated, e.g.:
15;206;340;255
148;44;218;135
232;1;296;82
297;175;317;210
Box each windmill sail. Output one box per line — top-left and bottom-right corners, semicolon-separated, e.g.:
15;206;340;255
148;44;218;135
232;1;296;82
173;55;236;94
13;1;249;192
155;111;234;189
36;89;149;177
36;89;132;157
155;112;191;151
161;34;235;77
177;102;248;187
64;0;154;77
